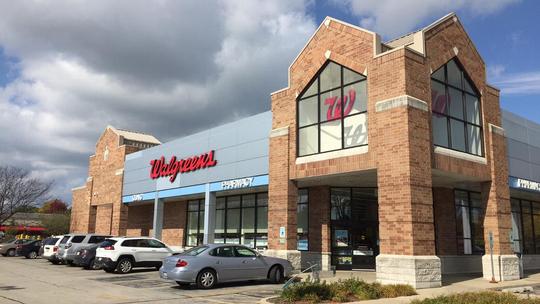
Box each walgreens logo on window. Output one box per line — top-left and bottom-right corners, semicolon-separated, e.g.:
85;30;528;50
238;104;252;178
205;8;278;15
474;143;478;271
149;150;217;182
432;89;449;115
324;89;356;120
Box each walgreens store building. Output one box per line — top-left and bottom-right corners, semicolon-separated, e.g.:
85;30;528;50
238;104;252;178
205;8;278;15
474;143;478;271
71;13;540;288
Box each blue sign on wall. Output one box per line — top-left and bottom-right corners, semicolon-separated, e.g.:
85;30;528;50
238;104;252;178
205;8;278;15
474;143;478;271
509;176;540;193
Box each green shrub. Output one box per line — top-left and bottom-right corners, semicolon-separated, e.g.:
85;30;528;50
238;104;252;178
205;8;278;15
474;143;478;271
280;278;333;303
279;277;416;303
411;291;540;304
380;284;417;298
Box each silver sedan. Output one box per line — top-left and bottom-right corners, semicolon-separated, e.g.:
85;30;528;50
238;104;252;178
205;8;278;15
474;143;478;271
159;244;293;289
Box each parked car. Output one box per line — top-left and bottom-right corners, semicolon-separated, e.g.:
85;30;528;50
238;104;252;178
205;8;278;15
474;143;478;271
0;239;32;257
16;240;43;259
95;237;174;274
159;244;292;289
44;236;64;264
58;234;111;265
73;242;103;270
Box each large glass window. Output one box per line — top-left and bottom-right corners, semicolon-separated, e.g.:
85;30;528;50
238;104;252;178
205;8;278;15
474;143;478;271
455;190;484;255
297;189;309;251
510;198;540;254
186;199;205;246
214;193;268;250
297;61;368;156
431;59;483;156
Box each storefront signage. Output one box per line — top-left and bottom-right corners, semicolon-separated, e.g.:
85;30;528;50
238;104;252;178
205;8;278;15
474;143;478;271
514;178;540;192
220;177;254;190
324;89;356;120
150;150;217;182
132;194;143;202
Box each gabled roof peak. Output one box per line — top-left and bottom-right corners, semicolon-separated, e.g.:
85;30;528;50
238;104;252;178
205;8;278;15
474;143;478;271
106;125;161;145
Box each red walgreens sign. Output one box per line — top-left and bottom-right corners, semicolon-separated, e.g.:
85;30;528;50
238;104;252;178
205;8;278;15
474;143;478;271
150;150;217;182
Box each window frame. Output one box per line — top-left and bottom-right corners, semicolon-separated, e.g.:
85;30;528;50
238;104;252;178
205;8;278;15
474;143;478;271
510;198;540;254
431;59;484;157
454;189;484;255
297;188;309;251
296;60;368;157
185;199;205;247
214;192;268;250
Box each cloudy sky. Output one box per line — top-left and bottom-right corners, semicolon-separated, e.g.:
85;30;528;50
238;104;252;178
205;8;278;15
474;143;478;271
0;0;537;204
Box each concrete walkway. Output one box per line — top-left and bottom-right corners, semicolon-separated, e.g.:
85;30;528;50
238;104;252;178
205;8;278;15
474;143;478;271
279;271;540;304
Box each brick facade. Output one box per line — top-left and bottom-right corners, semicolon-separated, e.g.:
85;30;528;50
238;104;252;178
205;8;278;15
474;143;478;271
269;14;517;285
69;12;520;287
70;127;159;237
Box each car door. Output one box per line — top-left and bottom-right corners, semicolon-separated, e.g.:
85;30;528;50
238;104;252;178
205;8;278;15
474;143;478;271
234;246;268;279
209;246;241;282
135;239;155;263
146;239;171;262
121;239;141;262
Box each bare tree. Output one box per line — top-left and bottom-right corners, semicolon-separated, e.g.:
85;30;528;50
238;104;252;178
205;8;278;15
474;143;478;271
0;166;52;224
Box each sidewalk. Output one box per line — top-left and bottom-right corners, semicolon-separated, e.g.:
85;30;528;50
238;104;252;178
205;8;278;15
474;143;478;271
269;271;540;304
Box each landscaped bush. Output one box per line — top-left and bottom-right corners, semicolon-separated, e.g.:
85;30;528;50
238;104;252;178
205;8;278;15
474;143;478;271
410;291;540;304
278;277;416;303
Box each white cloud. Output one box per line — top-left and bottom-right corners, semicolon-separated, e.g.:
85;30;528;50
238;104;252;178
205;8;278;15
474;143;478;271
491;71;540;95
334;0;519;37
0;0;316;203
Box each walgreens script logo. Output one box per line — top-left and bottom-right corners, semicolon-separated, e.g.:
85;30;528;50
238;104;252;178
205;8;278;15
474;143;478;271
324;89;356;120
149;150;217;183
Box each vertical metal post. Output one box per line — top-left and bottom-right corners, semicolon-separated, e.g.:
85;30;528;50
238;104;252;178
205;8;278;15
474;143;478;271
489;231;497;283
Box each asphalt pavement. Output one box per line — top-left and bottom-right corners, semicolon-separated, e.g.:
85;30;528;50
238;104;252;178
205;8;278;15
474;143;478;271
0;256;281;304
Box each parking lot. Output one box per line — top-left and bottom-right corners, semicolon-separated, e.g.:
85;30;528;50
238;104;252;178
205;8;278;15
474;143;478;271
0;257;281;304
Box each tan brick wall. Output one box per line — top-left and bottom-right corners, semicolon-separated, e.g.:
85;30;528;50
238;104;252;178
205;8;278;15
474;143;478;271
94;204;113;235
308;186;331;253
126;204;153;237
70;187;91;233
268;133;298;250
162;201;187;247
70;127;148;235
433;188;457;255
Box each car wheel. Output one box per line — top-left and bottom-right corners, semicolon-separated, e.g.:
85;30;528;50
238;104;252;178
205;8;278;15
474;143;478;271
7;249;15;257
103;267;115;273
86;258;99;270
269;265;284;284
196;269;217;289
28;251;38;259
66;260;74;266
51;260;60;265
116;258;133;274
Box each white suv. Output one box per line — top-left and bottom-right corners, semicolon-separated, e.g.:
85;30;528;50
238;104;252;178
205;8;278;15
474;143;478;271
42;235;62;262
95;237;174;274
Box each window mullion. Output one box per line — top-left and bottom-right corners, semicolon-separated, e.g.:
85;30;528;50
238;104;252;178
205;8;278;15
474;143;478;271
341;67;345;150
317;76;321;154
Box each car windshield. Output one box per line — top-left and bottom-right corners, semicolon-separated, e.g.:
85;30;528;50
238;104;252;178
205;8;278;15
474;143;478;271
181;246;208;256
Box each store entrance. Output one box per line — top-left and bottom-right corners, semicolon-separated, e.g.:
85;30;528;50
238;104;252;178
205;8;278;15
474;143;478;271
330;188;378;270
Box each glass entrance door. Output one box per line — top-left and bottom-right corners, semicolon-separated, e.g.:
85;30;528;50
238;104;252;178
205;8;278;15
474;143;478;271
330;188;378;270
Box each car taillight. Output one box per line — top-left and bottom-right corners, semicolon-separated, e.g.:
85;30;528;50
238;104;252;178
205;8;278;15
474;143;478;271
103;245;115;250
16;245;21;249
175;260;188;267
53;246;58;252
